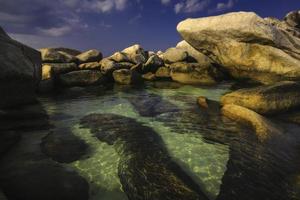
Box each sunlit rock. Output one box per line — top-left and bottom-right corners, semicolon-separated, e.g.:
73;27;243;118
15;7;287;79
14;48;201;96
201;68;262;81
76;49;103;64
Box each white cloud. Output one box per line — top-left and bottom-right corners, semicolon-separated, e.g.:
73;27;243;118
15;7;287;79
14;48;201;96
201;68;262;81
38;26;72;37
174;0;210;14
209;0;236;13
161;0;171;5
82;0;128;13
129;14;142;24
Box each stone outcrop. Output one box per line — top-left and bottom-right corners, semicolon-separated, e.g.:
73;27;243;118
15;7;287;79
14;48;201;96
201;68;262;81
221;81;300;115
161;47;188;64
40;48;77;63
222;104;281;142
76;49;103;64
0;27;41;108
177;12;300;84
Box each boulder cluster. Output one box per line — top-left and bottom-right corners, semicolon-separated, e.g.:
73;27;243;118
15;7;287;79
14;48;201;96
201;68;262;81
38;43;226;92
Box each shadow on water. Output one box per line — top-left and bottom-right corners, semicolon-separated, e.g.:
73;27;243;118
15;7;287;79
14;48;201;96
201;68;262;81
80;113;209;200
156;97;300;200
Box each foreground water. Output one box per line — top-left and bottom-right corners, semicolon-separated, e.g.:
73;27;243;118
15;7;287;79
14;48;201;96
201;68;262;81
1;81;300;200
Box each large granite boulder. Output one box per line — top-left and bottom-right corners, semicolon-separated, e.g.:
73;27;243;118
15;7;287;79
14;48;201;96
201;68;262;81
222;104;281;142
76;49;103;64
285;10;300;28
0;27;41;108
177;12;300;84
59;70;106;87
221;81;300;115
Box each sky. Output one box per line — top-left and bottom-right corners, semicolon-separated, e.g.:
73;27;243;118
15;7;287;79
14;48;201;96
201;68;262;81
1;0;299;55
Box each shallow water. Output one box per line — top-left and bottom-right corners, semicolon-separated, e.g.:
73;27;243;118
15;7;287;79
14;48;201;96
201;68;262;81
1;82;300;200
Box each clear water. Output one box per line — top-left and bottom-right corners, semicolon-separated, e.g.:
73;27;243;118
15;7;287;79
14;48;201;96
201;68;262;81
2;82;300;200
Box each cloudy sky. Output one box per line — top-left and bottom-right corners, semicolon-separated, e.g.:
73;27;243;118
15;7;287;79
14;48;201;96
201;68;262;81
1;0;299;55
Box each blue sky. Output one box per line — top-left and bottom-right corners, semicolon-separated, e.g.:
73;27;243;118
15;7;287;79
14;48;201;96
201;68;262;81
1;0;299;55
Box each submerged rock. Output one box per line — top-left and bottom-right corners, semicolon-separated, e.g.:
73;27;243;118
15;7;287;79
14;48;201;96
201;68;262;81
41;128;88;163
76;49;103;64
59;70;106;87
221;81;300;115
0;27;41;108
80;114;209;200
177;12;300;84
113;69;143;85
222;104;281;142
1;162;89;200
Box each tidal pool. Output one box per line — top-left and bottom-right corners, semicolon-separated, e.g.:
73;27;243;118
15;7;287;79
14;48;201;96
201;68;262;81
1;81;300;200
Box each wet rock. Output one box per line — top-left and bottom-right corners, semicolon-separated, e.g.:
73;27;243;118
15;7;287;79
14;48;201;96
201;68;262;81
155;67;171;79
222;104;281;142
78;62;100;70
40;128;88;163
113;69;143;85
197;96;209;109
59;70;106;87
177;12;300;84
162;47;188;64
143;55;164;73
142;72;156;81
76;49;103;64
170;62;219;85
0;162;89;200
221;81;300;115
0;27;41;108
150;81;183;89
80;114;209;200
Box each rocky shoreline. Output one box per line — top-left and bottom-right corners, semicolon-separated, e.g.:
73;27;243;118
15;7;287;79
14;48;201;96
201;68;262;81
0;10;300;200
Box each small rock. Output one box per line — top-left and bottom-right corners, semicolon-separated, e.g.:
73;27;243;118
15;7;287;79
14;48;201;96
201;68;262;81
76;49;103;64
130;63;144;73
113;69;143;85
40;48;76;63
100;58;121;75
121;44;147;64
42;63;78;80
197;96;209;109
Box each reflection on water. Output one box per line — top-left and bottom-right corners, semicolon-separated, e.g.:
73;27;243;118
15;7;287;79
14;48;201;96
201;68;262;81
1;81;300;200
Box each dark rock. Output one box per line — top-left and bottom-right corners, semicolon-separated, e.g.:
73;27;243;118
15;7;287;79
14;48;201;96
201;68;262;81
142;72;156;81
143;55;164;73
0;131;20;157
0;162;89;200
0;27;41;108
40;128;88;163
59;70;106;87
